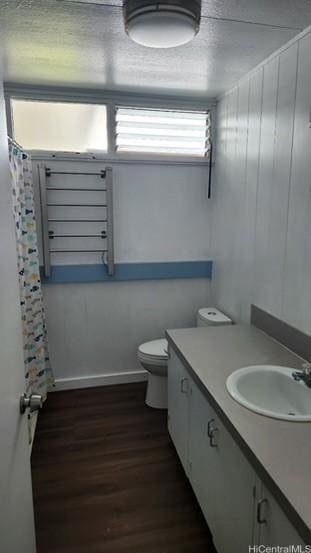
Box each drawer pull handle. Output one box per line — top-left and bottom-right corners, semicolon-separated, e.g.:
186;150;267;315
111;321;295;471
180;377;188;394
257;498;268;524
209;428;218;447
207;418;215;437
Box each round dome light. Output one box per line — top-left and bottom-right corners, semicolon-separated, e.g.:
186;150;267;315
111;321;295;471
123;0;201;48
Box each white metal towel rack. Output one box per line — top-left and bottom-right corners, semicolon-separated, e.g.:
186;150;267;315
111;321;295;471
38;163;114;277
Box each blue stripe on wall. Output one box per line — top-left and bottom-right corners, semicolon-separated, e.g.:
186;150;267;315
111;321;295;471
40;261;213;284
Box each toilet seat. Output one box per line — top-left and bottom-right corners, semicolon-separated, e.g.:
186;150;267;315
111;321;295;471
138;339;168;364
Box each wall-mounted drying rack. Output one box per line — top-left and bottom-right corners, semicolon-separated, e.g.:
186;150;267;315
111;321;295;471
38;164;114;278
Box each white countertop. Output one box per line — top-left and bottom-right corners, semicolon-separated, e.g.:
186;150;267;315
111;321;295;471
166;324;311;542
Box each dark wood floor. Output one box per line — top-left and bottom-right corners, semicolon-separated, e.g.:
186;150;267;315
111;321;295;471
31;382;216;553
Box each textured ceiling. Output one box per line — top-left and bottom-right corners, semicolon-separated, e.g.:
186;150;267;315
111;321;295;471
1;0;310;98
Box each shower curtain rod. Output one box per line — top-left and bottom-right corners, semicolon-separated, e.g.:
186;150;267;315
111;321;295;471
8;135;24;151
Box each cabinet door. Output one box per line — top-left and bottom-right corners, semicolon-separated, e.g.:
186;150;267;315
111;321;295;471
167;348;190;475
256;484;306;548
189;379;257;553
188;377;218;532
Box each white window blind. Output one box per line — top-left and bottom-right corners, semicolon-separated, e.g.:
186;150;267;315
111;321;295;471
115;107;211;157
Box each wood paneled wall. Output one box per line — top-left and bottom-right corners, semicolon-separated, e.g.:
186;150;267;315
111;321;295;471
212;30;311;335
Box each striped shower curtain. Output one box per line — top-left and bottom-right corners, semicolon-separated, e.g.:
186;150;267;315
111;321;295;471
9;144;54;398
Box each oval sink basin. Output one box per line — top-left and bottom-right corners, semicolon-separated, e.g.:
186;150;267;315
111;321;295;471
226;365;311;422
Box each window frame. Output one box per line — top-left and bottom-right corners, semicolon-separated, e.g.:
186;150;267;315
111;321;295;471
5;86;215;166
9;98;110;156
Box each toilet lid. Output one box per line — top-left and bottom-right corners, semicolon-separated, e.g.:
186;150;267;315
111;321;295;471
138;339;168;360
198;307;232;325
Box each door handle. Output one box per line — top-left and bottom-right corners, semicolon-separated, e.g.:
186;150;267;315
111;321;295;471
257;498;268;524
180;377;188;393
20;393;43;414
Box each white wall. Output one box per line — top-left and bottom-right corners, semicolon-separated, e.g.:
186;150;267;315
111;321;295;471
212;28;311;335
44;278;210;387
35;159;212;387
113;163;211;262
34;159;212;264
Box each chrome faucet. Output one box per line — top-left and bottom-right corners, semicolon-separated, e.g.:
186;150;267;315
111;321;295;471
292;363;311;388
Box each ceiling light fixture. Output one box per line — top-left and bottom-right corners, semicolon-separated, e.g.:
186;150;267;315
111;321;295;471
123;0;201;48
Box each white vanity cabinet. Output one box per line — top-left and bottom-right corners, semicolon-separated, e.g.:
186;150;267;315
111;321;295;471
167;348;191;476
254;484;305;547
167;347;307;552
189;379;257;553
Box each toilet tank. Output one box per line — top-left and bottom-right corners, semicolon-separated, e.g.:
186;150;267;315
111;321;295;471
197;307;232;327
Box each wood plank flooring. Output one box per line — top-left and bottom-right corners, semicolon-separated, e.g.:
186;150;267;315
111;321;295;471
31;382;216;553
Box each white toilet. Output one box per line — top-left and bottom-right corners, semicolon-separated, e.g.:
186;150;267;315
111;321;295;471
137;307;232;409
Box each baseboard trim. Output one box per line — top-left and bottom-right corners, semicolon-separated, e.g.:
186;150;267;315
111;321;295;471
53;370;148;391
